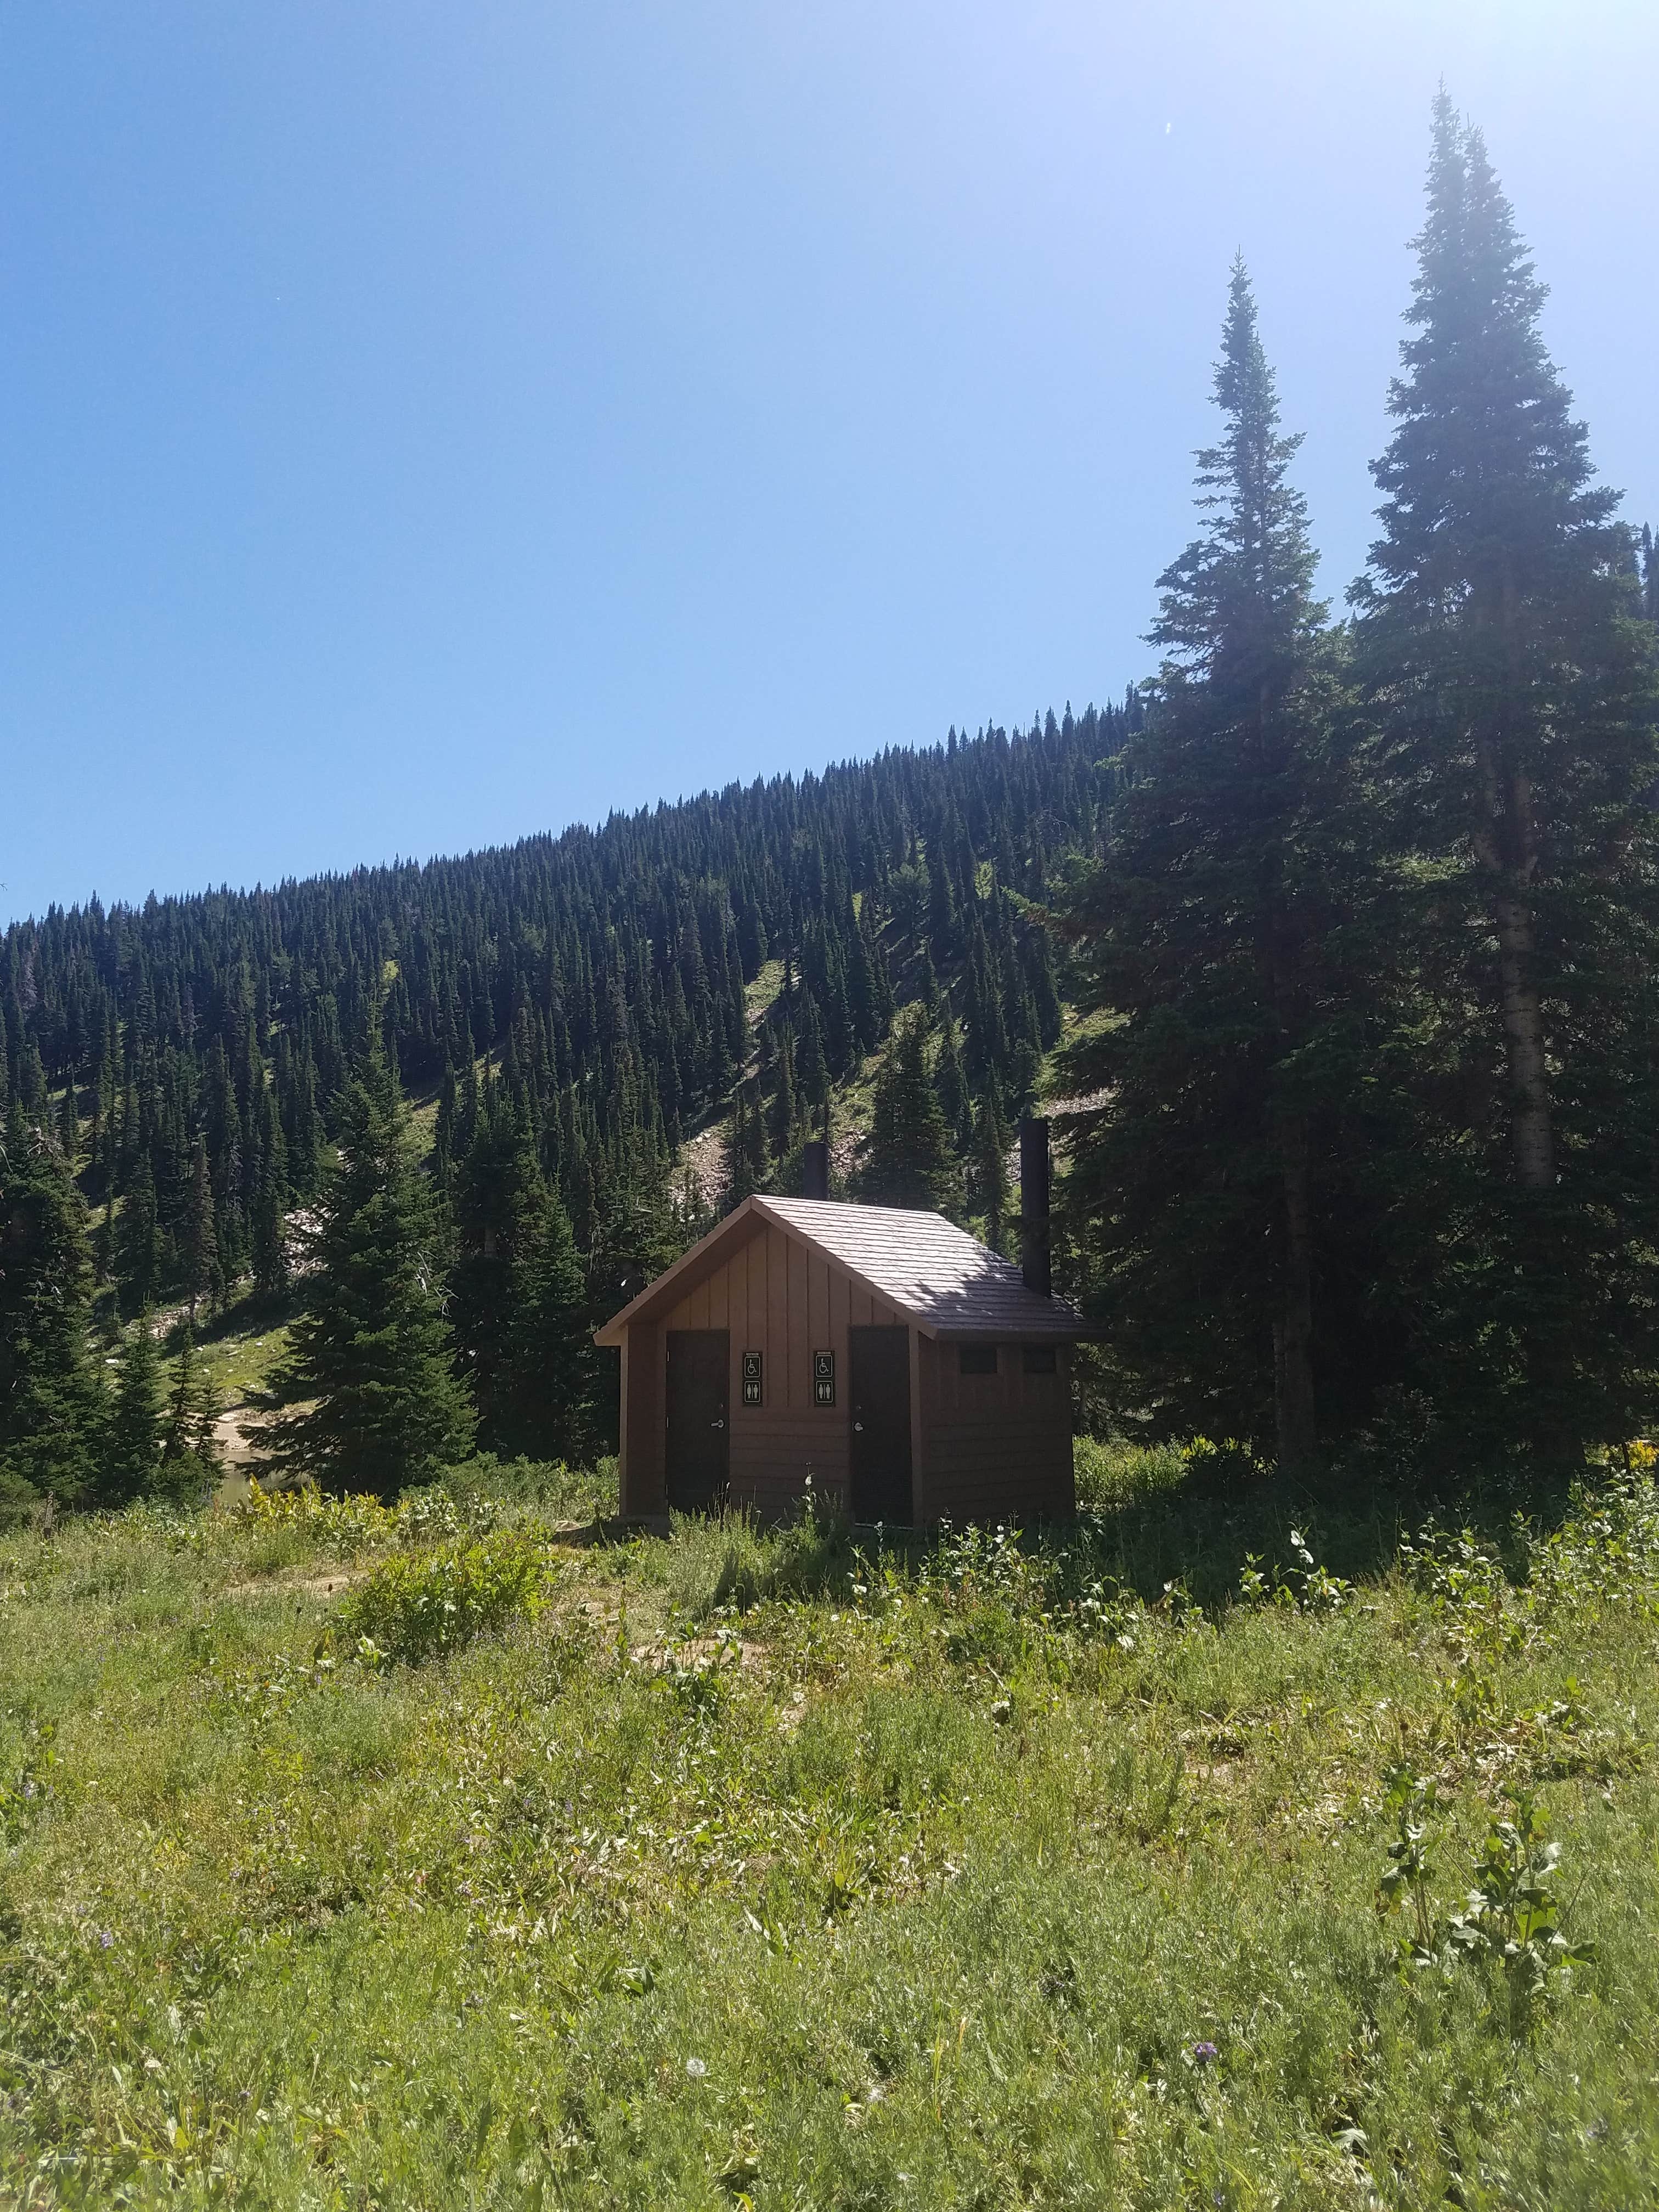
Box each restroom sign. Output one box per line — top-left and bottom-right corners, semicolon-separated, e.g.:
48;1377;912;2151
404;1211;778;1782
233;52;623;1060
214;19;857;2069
741;1351;763;1406
812;1350;835;1407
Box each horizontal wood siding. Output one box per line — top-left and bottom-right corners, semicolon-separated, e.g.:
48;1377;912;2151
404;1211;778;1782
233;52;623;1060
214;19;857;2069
638;1220;900;1517
918;1337;1075;1524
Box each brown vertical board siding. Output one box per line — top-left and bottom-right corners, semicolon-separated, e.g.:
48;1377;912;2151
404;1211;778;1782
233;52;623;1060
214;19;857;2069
742;1233;760;1349
910;1332;928;1522
614;1212;1076;1526
617;1331;632;1511
766;1226;789;1409
788;1237;810;1404
925;1391;1075;1522
730;1231;765;1505
652;1224;853;1516
708;1263;731;1420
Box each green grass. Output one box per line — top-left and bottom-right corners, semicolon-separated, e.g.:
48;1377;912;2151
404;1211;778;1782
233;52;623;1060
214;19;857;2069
744;960;786;1032
186;1307;295;1410
3;1452;1658;2207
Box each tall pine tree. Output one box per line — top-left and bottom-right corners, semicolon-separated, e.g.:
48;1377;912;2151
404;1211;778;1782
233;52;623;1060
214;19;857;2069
861;1009;956;1212
0;1103;102;1514
971;1077;1011;1255
159;1323;224;1505
184;1133;219;1321
1354;97;1659;1454
1055;263;1367;1465
496;1154;603;1464
102;1313;163;1506
256;1034;475;1498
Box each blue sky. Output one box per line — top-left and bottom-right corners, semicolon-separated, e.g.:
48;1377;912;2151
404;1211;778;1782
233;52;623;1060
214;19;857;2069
3;1;1655;925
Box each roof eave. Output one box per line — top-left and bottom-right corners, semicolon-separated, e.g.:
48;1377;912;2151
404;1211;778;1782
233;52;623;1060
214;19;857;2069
921;1310;1092;1341
592;1197;767;1346
593;1189;1101;1346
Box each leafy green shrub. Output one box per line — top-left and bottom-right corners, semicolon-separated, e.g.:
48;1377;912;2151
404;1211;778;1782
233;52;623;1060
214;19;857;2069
1071;1434;1259;1509
1237;1526;1353;1614
236;1476;397;1556
656;1620;742;1715
0;1465;44;1532
1178;1433;1261;1496
1378;1776;1594;2039
1444;1792;1594;2035
394;1484;497;1544
919;1520;1054;1671
338;1530;548;1662
437;1452;619;1525
1524;1462;1659;1620
1072;1435;1188;1509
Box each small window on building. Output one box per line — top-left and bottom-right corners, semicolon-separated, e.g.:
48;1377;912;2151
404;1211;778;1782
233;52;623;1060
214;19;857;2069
1022;1344;1058;1376
958;1345;997;1377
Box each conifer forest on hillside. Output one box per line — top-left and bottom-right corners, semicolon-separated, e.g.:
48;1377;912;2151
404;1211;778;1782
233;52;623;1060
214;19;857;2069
2;703;1095;1508
6;94;1659;2211
5;98;1659;1515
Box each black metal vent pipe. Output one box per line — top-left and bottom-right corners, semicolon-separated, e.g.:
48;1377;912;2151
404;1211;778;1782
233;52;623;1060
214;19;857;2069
1019;1116;1051;1296
802;1139;830;1201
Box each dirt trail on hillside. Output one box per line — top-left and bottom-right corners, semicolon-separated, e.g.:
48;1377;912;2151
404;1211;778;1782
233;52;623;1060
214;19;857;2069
216;1406;264;1465
213;1403;272;1501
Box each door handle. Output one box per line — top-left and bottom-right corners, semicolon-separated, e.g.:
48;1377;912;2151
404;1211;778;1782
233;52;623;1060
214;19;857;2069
854;1421;864;1432
710;1419;725;1430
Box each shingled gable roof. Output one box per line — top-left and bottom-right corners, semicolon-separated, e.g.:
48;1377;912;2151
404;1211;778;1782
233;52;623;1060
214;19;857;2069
594;1193;1088;1346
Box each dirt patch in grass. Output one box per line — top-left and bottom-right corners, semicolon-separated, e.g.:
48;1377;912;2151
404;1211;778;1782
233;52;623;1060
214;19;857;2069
224;1566;365;1602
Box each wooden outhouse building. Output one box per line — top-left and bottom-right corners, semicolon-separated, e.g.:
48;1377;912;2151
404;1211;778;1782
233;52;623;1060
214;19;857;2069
595;1132;1089;1526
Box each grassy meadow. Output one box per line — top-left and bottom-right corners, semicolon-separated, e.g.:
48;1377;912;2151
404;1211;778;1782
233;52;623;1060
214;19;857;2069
3;1446;1658;2208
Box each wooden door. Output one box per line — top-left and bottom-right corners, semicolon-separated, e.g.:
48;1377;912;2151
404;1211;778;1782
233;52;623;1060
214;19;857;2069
665;1330;729;1512
849;1326;912;1525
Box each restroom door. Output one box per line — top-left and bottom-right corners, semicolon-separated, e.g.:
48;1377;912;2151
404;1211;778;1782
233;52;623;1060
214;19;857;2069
849;1326;912;1524
665;1330;729;1511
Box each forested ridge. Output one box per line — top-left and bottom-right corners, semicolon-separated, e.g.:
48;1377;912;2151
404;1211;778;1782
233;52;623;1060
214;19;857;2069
10;85;1659;2212
0;712;1111;1502
4;93;1659;1512
3;712;1098;1162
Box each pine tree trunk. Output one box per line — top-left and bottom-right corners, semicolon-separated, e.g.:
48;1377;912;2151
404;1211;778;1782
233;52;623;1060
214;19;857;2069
1260;663;1319;1476
1474;729;1554;1192
1489;886;1553;1189
1274;1112;1318;1472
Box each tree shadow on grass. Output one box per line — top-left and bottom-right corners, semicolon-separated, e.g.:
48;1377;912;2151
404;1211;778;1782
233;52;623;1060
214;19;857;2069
584;1453;1594;1621
1044;1453;1586;1610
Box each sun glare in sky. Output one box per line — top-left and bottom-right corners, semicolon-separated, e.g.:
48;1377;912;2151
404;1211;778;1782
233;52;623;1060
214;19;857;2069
1;1;1654;919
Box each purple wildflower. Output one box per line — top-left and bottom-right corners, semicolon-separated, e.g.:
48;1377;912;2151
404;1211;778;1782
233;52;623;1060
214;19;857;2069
1193;2040;1219;2066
